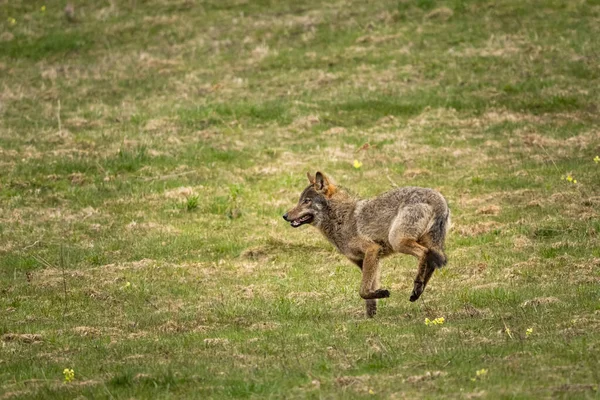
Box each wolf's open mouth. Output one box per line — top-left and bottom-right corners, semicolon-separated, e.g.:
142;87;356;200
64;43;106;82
291;214;314;227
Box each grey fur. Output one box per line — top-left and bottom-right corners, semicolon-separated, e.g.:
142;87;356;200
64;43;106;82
284;172;450;317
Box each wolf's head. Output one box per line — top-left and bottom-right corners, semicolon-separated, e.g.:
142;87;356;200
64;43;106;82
283;171;337;228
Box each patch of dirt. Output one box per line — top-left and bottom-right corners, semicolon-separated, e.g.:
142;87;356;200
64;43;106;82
521;297;561;307
356;33;403;44
287;291;321;299
65;117;102;129
464;391;487;399
164;186;198;199
250;322;280;331
476;205;501;216
513;235;532;249
376;115;399;126
1;390;31;400
137;52;182;74
236;284;255;299
292;115;320;129
105;258;157;271
249;44;275;63
133;373;152;381
456;304;489;319
0;32;15;42
253;165;280;175
405;371;446;383
450;34;526;58
403;168;431;178
459;192;497;207
324;127;347;135
143;118;178;133
127;331;149;339
300;70;339;89
454;221;501;236
553;384;597;393
203;338;229;346
335;375;366;388
157;320;188;334
2;333;43;343
520;132;562;148
69;172;86;185
470;282;504;290
241;246;270;260
0;241;16;252
124;354;145;361
425;7;454;20
125;221;179;234
72;326;102;337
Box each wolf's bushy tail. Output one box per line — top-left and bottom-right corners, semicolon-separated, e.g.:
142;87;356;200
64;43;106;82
427;207;450;268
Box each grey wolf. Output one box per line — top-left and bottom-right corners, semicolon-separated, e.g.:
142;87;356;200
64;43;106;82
283;172;450;317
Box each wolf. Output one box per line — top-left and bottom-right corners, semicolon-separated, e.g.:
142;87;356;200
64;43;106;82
283;171;450;317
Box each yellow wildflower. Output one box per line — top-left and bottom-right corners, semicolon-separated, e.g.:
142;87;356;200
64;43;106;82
594;156;600;164
476;369;488;377
526;328;533;337
353;159;363;169
561;174;577;184
425;317;445;326
41;5;46;12
8;17;16;25
122;281;131;289
63;368;75;383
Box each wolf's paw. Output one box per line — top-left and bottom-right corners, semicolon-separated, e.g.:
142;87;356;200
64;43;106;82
374;289;390;298
410;281;424;302
360;289;390;300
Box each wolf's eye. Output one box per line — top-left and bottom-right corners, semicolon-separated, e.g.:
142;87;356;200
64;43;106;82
303;198;311;204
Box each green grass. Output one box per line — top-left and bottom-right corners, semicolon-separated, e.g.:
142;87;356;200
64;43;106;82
1;0;600;398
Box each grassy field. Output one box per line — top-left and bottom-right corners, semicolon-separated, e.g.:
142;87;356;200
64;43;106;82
1;0;600;398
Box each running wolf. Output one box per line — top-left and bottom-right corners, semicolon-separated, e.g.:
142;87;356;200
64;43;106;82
283;172;450;317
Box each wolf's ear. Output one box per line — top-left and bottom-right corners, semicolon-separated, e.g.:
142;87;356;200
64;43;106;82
314;171;326;191
315;171;337;197
307;172;315;185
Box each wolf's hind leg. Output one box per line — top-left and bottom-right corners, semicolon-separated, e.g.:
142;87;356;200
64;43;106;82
410;256;434;302
393;238;428;259
410;234;445;302
389;216;439;302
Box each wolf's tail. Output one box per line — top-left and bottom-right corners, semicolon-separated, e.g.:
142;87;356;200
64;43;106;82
428;207;450;268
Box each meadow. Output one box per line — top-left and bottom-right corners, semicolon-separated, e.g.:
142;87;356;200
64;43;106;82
1;0;599;398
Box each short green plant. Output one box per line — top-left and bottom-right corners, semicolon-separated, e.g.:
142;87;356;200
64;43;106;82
185;195;199;212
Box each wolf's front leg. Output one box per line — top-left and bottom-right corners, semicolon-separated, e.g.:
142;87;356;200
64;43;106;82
365;255;383;317
352;258;379;318
365;299;377;318
359;244;390;300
